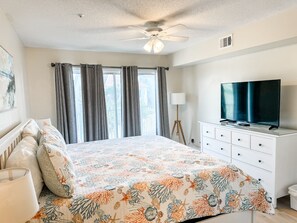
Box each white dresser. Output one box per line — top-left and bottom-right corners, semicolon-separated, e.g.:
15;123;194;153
200;121;297;207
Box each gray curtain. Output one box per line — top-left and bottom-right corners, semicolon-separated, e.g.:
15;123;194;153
156;67;170;138
122;66;141;137
81;64;108;141
54;63;77;144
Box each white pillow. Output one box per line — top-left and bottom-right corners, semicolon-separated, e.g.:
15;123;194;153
36;118;52;129
22;119;41;142
6;136;44;198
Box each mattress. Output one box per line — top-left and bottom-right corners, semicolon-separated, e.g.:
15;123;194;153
30;136;274;222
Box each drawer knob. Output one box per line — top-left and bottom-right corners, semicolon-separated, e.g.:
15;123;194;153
258;178;262;182
237;153;241;156
259;143;262;147
221;148;224;150
206;131;209;133
206;143;209;146
220;134;223;137
258;160;262;163
237;138;241;141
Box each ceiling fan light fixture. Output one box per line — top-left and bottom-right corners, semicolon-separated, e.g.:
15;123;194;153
153;38;164;53
144;38;154;52
130;21;188;54
144;38;164;54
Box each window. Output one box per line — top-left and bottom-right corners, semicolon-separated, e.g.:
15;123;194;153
138;69;157;135
73;67;158;140
103;68;122;139
73;66;84;143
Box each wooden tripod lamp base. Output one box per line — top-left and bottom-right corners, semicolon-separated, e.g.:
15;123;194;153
171;119;186;145
170;93;186;145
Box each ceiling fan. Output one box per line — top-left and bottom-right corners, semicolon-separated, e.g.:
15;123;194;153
126;21;189;53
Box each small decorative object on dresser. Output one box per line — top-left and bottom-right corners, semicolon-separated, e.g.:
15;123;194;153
170;92;186;144
200;121;297;207
0;168;39;223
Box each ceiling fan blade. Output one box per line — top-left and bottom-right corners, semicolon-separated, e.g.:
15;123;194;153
161;24;187;35
128;26;150;36
159;35;189;42
122;37;149;41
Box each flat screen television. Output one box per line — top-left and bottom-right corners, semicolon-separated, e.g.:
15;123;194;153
221;79;281;128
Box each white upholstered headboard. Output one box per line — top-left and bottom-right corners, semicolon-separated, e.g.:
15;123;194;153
0;120;30;169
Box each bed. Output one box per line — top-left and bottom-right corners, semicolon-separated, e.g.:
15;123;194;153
0;120;274;223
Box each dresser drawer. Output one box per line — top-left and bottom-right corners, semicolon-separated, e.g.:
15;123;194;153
251;136;274;155
203;137;231;157
232;159;274;195
216;128;231;143
232;132;250;148
203;148;231;163
202;137;216;151
202;125;215;138
232;146;273;171
214;141;231;157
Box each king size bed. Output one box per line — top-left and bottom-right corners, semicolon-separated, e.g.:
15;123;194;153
0;120;274;223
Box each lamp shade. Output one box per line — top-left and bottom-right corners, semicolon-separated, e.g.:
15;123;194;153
171;93;186;105
0;168;39;223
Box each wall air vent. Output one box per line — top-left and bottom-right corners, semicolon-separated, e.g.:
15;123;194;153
220;34;232;49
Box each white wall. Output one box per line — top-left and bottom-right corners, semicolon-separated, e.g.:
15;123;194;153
25;48;182;128
178;43;297;146
170;6;297;66
0;10;27;137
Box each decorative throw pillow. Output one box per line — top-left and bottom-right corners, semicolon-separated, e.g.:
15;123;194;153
37;143;75;198
22;119;41;142
36;118;52;129
6;136;44;198
39;125;67;150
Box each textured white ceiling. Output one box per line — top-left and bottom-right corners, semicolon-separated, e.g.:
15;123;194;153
0;0;297;55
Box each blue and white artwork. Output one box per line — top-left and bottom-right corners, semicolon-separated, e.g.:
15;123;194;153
0;46;15;112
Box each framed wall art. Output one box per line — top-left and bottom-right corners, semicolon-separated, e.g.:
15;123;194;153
0;45;15;112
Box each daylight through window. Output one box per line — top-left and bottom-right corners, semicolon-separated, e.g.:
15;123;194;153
73;67;158;141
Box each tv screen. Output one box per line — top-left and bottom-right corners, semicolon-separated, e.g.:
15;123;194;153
221;79;281;127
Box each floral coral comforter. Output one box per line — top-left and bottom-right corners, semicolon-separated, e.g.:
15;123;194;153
30;136;274;223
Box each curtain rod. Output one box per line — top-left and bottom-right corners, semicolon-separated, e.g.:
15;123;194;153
50;63;169;71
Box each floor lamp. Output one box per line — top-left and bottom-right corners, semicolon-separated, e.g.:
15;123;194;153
171;93;186;145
